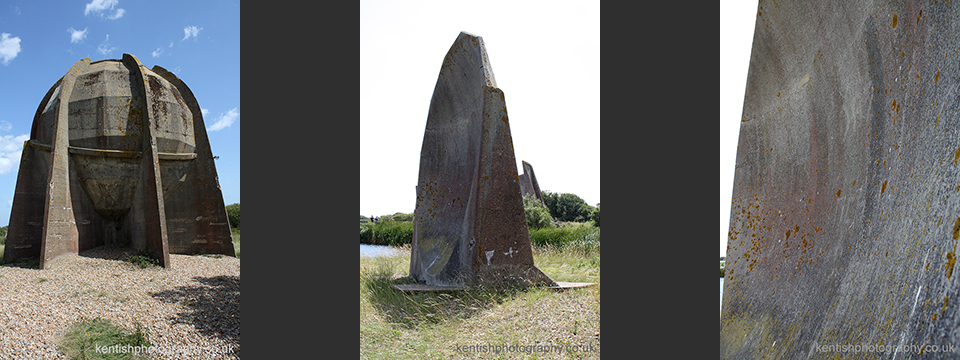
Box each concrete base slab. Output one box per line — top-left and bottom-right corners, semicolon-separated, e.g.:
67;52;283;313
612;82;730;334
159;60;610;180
387;275;595;292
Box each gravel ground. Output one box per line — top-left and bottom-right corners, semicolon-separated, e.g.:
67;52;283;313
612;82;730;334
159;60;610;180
0;245;240;359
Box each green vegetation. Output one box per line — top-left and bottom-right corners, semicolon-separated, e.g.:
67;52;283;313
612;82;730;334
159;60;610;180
360;244;600;359
232;228;240;258
58;317;151;359
720;260;726;278
523;194;555;229
380;212;414;222
360;221;414;246
543;191;596;223
225;203;239;229
0;225;7;259
361;215;371;223
126;251;161;269
590;203;599;227
528;224;600;253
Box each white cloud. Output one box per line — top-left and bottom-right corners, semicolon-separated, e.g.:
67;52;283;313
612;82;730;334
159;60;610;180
68;27;88;44
97;34;116;56
0;121;12;132
208;108;239;131
0;134;29;174
106;8;124;19
201;108;210;117
83;0;127;20
0;33;21;65
84;0;115;14
151;47;162;58
85;0;124;19
182;26;202;41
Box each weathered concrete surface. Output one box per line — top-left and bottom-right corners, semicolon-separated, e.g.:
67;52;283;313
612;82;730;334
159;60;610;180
2;54;234;269
519;160;545;206
722;0;960;358
411;32;555;288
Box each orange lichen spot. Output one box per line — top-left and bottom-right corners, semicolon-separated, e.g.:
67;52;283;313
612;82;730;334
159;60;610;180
936;69;940;84
892;13;898;28
918;9;923;26
881;180;888;195
954;217;960;240
837;189;841;197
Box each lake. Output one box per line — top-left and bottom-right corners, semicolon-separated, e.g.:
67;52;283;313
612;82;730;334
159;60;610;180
360;243;402;257
720;278;724;315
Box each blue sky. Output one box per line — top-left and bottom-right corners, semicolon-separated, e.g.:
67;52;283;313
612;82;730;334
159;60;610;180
360;0;600;218
0;0;239;226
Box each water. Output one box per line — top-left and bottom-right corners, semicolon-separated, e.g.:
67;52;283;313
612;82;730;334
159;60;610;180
360;243;401;257
720;277;725;315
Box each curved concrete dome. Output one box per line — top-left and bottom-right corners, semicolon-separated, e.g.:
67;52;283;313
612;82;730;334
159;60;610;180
33;58;196;155
2;54;234;269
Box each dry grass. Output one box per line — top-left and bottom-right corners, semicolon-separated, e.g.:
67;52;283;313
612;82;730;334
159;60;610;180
360;245;600;359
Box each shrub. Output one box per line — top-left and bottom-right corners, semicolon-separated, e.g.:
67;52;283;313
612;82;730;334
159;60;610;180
127;251;160;268
225;203;240;229
590;203;600;227
360;215;371;223
360;221;414;246
381;212;414;222
523;194;554;229
542;191;594;222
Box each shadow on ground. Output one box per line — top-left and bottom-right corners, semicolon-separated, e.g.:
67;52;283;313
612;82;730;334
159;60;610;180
151;275;240;357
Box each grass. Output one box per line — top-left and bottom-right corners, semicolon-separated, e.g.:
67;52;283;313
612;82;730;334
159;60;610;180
528;225;600;253
360;243;600;359
58;317;151;359
232;228;240;258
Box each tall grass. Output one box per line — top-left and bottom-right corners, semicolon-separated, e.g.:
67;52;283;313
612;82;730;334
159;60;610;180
528;225;600;254
232;228;240;258
360;221;600;252
360;244;600;359
360;221;414;246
